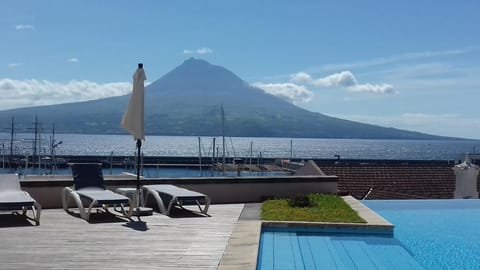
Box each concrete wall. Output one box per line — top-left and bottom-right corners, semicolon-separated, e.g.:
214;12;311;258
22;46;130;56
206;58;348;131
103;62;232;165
20;175;338;209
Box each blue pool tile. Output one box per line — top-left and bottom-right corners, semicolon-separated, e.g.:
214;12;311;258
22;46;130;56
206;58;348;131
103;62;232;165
258;231;425;270
305;236;341;269
258;231;274;270
274;232;298;270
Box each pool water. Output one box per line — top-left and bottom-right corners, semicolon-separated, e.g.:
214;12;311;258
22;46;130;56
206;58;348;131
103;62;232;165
364;199;480;270
258;228;422;269
258;200;480;270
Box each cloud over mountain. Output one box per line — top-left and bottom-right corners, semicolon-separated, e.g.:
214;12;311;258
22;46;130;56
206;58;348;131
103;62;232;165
15;24;34;30
253;69;394;104
0;79;131;110
252;82;313;104
183;47;213;55
7;63;23;69
291;70;396;94
349;83;394;94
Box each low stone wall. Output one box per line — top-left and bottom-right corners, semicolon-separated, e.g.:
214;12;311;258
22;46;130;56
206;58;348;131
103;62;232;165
20;174;338;209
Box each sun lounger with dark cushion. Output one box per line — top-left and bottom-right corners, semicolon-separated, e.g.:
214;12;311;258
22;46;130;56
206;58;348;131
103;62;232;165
0;174;41;225
62;163;133;221
142;185;210;215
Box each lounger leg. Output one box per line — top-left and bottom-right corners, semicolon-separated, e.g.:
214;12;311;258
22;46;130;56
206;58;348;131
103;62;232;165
85;200;99;221
195;197;210;214
166;198;179;216
62;187;87;220
65;189;88;220
204;197;210;214
62;187;72;211
144;188;167;214
118;204;126;216
17;204;41;225
195;199;210;214
126;199;133;218
33;201;42;225
118;199;133;219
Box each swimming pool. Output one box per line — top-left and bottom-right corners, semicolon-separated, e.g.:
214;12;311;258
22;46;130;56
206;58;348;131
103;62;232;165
258;199;480;269
258;227;422;269
364;199;480;270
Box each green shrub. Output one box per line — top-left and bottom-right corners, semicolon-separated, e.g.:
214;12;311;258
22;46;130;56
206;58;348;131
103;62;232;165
288;195;313;208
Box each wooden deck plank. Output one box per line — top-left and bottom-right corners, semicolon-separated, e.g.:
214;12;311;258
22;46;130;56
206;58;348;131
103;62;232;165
0;204;244;270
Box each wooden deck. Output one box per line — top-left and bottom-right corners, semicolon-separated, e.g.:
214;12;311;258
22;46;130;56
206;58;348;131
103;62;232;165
0;204;244;270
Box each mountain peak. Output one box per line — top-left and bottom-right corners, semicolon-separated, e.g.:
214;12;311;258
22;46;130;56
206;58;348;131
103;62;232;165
178;57;228;74
148;58;246;92
182;57;209;66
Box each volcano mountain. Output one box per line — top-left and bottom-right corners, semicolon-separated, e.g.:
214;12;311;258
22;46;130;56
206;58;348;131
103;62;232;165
0;58;453;140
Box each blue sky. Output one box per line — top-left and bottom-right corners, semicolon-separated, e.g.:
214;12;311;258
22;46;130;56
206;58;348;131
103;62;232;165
1;1;479;139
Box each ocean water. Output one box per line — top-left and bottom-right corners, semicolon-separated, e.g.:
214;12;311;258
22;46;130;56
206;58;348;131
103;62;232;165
0;133;479;160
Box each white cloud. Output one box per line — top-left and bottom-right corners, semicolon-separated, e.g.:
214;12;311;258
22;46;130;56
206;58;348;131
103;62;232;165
183;47;213;55
15;24;34;30
0;79;132;110
349;83;395;94
253;82;313;104
67;58;79;63
196;47;212;54
290;72;312;84
7;63;23;68
312;71;357;87
291;70;395;94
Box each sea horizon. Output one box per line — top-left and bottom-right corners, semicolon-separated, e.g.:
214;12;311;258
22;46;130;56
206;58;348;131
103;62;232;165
1;132;479;161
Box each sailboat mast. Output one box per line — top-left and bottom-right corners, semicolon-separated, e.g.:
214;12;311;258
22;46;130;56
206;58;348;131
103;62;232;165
212;137;216;175
249;141;253;166
9;117;14;158
50;123;55;157
198;137;202;174
221;106;226;175
33;115;38;163
290;139;293;159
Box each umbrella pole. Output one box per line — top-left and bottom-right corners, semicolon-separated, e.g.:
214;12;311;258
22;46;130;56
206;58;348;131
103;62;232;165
130;139;153;218
136;139;142;211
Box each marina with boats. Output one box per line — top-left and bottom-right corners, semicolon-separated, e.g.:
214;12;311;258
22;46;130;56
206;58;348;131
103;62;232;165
0;116;299;176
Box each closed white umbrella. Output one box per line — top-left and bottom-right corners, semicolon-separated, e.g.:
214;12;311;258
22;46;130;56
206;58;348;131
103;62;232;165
121;63;149;217
122;63;146;140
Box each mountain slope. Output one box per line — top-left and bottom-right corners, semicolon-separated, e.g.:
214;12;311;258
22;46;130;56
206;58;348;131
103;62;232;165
0;58;453;139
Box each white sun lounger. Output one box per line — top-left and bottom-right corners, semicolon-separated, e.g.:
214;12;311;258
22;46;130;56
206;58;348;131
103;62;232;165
0;174;41;225
142;185;210;215
62;163;133;221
